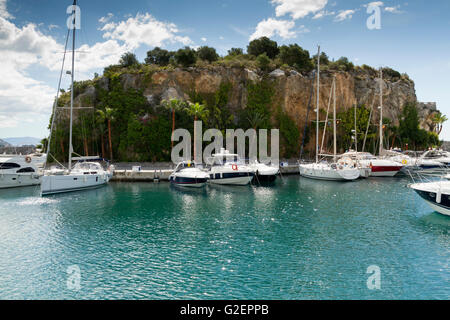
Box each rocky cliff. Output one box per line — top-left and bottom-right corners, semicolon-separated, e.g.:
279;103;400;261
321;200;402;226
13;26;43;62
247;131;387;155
67;65;439;158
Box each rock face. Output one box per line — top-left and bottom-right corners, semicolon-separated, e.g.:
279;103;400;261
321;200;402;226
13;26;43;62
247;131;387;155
69;66;440;152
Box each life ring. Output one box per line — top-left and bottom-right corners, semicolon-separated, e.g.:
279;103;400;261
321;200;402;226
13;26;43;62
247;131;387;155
402;160;408;165
232;164;238;171
25;156;32;164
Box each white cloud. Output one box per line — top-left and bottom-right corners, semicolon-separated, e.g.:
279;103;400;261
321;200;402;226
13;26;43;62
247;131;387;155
0;0;13;19
201;37;207;42
312;10;335;19
250;18;296;40
100;13;192;49
99;13;114;24
385;5;402;13
335;9;356;22
271;0;328;20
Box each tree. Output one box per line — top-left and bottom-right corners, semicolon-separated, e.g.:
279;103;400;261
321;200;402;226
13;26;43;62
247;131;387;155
96;110;107;158
256;53;271;71
145;47;173;66
331;57;354;72
119;52;139;68
103;107;115;161
227;48;244;56
175;47;197;67
433;113;448;136
187;102;209;161
247;37;279;59
197;46;219;63
162;99;186;150
399;103;421;150
278;44;314;73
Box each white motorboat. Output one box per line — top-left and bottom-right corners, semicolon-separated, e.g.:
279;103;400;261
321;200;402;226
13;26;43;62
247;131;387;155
410;180;450;216
41;2;113;196
299;51;360;182
249;160;279;183
387;150;444;171
0;156;41;189
342;152;403;177
41;161;113;196
169;162;209;188
420;150;450;167
206;148;254;186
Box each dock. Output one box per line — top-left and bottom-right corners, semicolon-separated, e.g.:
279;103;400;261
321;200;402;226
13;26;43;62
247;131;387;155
110;163;300;182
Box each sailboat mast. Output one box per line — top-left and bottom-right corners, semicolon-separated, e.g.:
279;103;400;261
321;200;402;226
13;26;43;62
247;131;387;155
355;104;358;153
316;46;320;164
68;0;77;170
333;77;337;161
379;67;383;156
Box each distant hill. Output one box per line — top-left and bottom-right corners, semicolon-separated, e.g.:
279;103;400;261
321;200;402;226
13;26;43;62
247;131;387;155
3;137;42;146
0;138;11;147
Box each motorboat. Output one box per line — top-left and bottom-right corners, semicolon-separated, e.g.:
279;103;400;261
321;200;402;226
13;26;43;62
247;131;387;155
342;152;402;177
248;160;279;183
41;3;113;196
420;150;450;166
0;156;41;189
206;148;254;186
386;150;444;171
410;180;450;216
169;162;209;188
41;160;113;196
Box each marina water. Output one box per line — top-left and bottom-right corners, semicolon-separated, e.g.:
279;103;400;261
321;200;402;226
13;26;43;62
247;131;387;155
0;176;448;299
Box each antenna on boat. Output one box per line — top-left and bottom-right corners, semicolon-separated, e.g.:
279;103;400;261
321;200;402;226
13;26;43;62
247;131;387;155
68;0;77;171
333;76;337;162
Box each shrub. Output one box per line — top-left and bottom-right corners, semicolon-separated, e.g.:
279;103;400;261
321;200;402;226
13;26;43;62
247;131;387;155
145;47;173;66
119;52;140;68
247;37;279;59
256;53;271;71
278;44;314;73
175;47;197;67
197;46;219;63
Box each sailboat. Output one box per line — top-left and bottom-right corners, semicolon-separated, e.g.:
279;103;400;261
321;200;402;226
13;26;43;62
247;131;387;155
299;46;360;182
41;0;113;196
342;68;402;177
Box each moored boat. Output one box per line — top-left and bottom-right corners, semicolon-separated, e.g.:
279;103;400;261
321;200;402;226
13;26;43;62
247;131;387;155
169;162;209;188
206;148;254;186
249;160;279;183
0;156;41;189
410;180;450;216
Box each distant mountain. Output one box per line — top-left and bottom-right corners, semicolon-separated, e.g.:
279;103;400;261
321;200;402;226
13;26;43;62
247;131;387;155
0;138;11;147
3;137;42;146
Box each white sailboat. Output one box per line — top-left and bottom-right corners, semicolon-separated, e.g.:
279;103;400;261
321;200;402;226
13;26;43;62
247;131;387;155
345;68;403;177
299;46;360;182
41;1;113;196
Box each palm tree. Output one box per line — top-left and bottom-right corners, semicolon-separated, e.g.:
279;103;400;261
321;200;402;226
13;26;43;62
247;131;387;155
103;107;115;161
162;99;185;150
433;113;448;136
187;102;209;161
96;110;107;158
247;112;267;130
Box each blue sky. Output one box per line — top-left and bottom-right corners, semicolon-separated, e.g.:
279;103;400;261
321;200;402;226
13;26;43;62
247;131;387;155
0;0;449;141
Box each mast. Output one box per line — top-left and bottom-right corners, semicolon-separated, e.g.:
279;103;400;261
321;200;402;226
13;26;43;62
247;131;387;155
333;77;337;161
354;104;358;153
316;46;320;164
68;0;77;170
379;67;383;156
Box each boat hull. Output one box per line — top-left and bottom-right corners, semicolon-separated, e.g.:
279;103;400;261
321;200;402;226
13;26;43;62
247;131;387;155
169;176;207;188
299;164;360;181
0;173;41;189
255;173;277;183
41;173;109;196
370;166;402;177
209;173;254;186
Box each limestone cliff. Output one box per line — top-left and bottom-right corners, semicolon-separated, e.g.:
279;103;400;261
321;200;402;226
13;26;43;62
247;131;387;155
68;65;439;157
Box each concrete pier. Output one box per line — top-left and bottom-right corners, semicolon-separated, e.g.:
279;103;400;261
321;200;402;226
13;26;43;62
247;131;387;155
110;163;300;182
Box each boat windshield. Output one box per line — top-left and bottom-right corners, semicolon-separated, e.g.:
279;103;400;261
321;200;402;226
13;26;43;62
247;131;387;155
73;162;102;171
175;162;196;172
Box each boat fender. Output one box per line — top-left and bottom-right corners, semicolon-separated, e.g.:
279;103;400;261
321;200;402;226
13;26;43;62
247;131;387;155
232;164;238;171
25;156;32;164
437;190;442;204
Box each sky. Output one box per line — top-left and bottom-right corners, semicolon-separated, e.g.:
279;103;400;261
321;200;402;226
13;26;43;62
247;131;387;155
0;0;449;141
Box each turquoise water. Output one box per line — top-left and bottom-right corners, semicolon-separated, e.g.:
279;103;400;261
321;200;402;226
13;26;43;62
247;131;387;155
0;176;448;300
